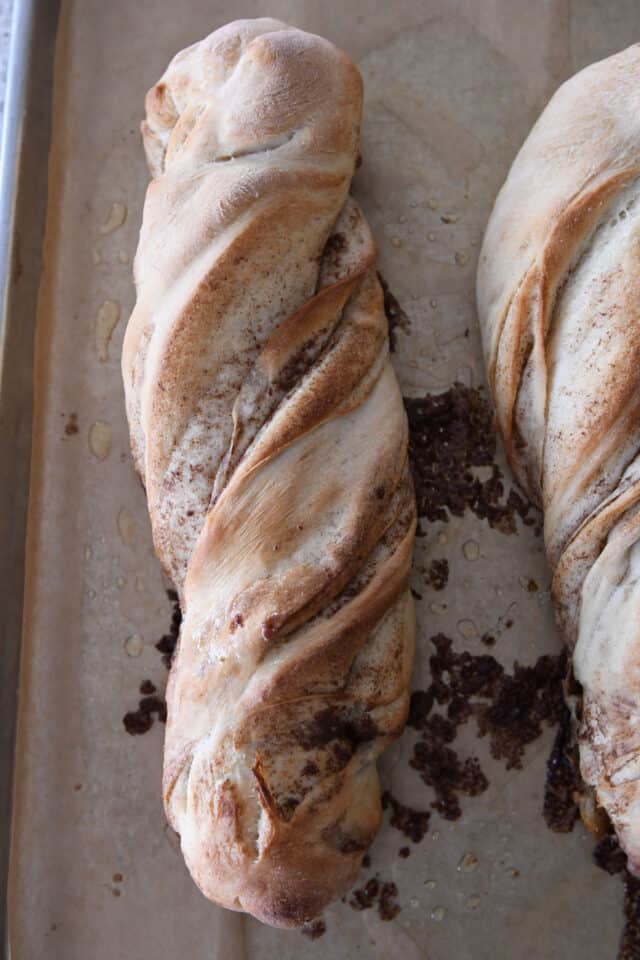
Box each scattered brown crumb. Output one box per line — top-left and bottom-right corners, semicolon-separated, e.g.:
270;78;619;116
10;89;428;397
112;873;123;884
408;689;434;728
592;835;640;960
593;836;627;876
123;695;167;735
525;578;538;592
362;853;371;869
112;888;121;898
411;724;488;820
122;707;152;736
398;847;410;859
481;633;496;647
543;702;580;833
476;653;566;770
425;558;449;591
378;881;401;921
155;588;182;669
348;875;401;922
404;384;539;534
427;632;504;724
64;413;79;436
73;783;82;791
382;790;430;842
125;591;180;735
301;918;326;940
407;635;567;818
378;272;410;351
349;877;380;911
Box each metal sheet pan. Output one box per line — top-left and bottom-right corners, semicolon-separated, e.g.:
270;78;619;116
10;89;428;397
4;1;640;958
0;1;59;954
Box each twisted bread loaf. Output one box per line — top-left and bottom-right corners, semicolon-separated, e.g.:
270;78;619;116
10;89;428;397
477;45;640;871
122;19;416;926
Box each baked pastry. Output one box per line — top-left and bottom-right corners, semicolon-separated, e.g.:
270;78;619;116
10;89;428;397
122;19;416;926
477;44;640;870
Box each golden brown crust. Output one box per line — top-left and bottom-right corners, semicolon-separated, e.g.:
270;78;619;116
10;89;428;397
122;19;415;926
477;43;640;872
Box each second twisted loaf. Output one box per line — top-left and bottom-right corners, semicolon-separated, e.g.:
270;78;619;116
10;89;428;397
477;45;640;872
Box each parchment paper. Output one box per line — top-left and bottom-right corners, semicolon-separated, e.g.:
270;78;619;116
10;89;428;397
9;1;639;957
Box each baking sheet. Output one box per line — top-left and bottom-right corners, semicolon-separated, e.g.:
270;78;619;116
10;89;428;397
9;1;639;957
0;1;59;952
